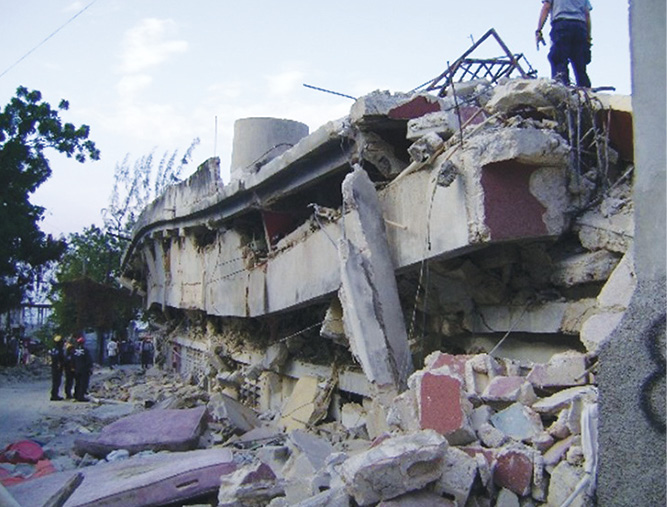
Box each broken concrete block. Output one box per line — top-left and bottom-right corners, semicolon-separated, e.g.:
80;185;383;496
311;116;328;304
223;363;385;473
218;461;284;506
73;406;207;458
293;486;350;507
339;166;413;390
484;78;570;116
481;376;537;406
531;386;598;415
546;461;587;507
257;446;290;478
338;430;448;506
566;445;585;466
287;430;334;473
526;351;587;389
495;488;520;507
464;354;503;397
490;403;543;442
355;130;408;179
547;410;572;440
9;448;235;507
341;403;367;432
531;431;555;453
478;422;509;448
579;311;624;354
208;392;261;434
470;405;495;432
386;390;420;433
425;352;471;380
415;369;476;445
550;250;620;287
363;397;391;440
406;109;460;141
433;447;478;506
532;453;547;502
407;132;444;163
543;435;575;469
321;296;347;345
280;376;329;431
575;201;633;254
596;250;636;309
350;91;443;125
378;490;456;506
492;445;534;497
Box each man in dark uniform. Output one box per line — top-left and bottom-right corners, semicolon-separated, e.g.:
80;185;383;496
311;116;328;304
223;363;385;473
73;336;93;402
536;0;592;87
49;335;65;401
63;337;76;399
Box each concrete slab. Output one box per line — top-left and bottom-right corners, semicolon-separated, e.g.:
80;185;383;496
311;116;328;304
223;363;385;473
339;430;448;506
74;406;207;458
8;448;234;507
339;166;413;390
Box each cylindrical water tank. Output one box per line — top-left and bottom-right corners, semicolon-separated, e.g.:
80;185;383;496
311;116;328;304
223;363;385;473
230;117;309;179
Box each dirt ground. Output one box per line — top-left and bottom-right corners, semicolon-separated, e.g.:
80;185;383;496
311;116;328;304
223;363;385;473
0;362;142;469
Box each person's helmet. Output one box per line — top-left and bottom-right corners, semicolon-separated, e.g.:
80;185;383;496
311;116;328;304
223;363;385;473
76;336;85;344
54;335;62;343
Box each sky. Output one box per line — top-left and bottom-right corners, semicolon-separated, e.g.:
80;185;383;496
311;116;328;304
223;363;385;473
0;0;632;239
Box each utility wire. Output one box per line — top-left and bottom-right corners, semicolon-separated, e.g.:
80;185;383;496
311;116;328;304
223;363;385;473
0;0;99;80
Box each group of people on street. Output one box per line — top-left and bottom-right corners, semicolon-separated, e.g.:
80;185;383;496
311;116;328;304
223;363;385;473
49;335;92;402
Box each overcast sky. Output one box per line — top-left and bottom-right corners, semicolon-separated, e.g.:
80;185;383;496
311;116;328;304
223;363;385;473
0;0;632;238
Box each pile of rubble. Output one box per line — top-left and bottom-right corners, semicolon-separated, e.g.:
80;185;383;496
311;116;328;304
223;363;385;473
203;348;597;506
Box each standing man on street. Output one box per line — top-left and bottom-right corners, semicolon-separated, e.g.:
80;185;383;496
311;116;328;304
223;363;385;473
63;337;76;399
49;335;65;401
73;336;93;402
106;338;118;369
536;0;592;88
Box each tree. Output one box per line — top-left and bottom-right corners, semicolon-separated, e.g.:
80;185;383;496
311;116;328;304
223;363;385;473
52;225;139;361
0;86;99;315
103;138;199;236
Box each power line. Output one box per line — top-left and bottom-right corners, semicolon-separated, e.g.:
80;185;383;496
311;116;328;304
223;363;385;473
0;0;100;80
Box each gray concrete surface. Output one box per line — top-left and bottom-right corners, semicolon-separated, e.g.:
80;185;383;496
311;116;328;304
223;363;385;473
597;0;666;504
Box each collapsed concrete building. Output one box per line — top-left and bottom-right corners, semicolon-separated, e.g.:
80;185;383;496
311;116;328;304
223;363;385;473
115;74;647;505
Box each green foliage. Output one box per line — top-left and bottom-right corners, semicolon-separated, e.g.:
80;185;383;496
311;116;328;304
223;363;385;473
57;225;123;284
52;225;138;337
103;138;199;235
0;86;99;313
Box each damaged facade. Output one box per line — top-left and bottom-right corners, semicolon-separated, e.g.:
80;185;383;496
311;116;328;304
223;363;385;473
114;74;643;505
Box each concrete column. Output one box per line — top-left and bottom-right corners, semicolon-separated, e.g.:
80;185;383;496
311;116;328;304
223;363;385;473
597;1;666;504
338;166;413;391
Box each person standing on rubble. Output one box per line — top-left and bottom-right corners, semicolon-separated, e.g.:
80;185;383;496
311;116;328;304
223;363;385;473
140;337;154;370
73;336;93;402
48;335;65;401
63;337;76;399
536;0;592;88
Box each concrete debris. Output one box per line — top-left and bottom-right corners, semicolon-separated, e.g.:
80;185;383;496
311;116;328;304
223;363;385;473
432;446;478;505
525;351;588;388
218;461;284;506
339;166;413;391
484;78;570;116
9;448;235;507
61;77;636;506
280;376;331;432
338;430;448;505
73;406;207;458
490;403;544;442
378;490;456;506
208;392;261;434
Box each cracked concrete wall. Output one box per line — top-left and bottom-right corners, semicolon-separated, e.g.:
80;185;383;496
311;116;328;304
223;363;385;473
597;1;666;504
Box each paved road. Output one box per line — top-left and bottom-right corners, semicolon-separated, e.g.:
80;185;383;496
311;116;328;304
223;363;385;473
0;365;137;450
